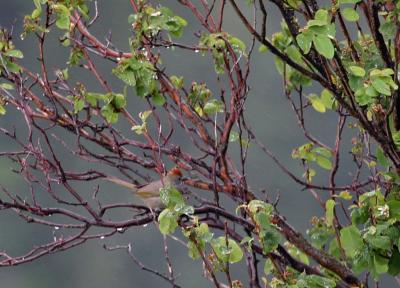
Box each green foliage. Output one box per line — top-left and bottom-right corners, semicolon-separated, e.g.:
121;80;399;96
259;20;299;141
70;91;127;123
158;186;193;235
128;5;187;48
325;199;335;228
101;93;126;123
52;3;71;30
68;47;84;65
199;32;246;74
211;237;243;264
186;82;223;116
0;31;23;74
292;143;333;170
185;223;214;259
341;8;359;22
340;225;363;258
0;94;8;116
285;242;310;265
0;80;13;115
307;217;334;250
332;188;400;279
23;0;89;39
308;89;336;113
158;209;179;235
295;273;336;288
22;0;49;38
240;200;282;254
112;55;165;105
170;75;184;89
270;23;312;90
184;221;244;269
350;67;398;111
131;110;152;135
296;9;336;59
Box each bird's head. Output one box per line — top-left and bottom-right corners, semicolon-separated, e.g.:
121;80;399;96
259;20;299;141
167;167;183;181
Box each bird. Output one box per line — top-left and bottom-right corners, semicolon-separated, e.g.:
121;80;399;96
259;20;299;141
104;167;183;210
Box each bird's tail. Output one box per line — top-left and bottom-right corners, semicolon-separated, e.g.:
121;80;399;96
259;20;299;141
104;176;138;192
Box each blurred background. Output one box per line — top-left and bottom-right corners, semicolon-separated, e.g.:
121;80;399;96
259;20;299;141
0;1;390;287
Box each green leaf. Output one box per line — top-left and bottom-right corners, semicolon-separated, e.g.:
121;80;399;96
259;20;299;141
371;77;391;96
340;225;363;258
111;93;126;110
388;248;400;276
167;15;187;38
354;88;372;106
297;274;336;288
52;4;70;30
152;92;166;106
4;59;20;73
388;200;400;220
326;23;336;39
285;45;303;64
320;89;334;109
260;224;282;254
328;238;341;259
339;0;361;3
170;75;184;89
314;147;332;158
348;66;365;77
247;200;273;215
379;20;396;42
296;32;312;54
229;131;239;142
365;85;378;97
351;206;369;225
258;44;268;53
159;186;185;208
211;237;243;264
113;69;136;86
316;155;332;170
101;105;119;123
85;92;103;106
158;209;178;235
308;222;333;249
185;222;213;259
196;223;213;242
311;9;329;26
348;75;363;91
376;147;389;168
337;190;352;200
313;34;334;59
203;99;224;114
68;48;84;66
325;199;335;227
187;241;200;259
365;235;391;250
74;99;85;113
0;83;14;90
308;94;326;113
264;258;274;275
229;36;246;53
4;49;24;59
286;243;310;265
371;252;389;280
0;105;6;115
342;8;359;22
31;8;41;19
353;246;369;274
